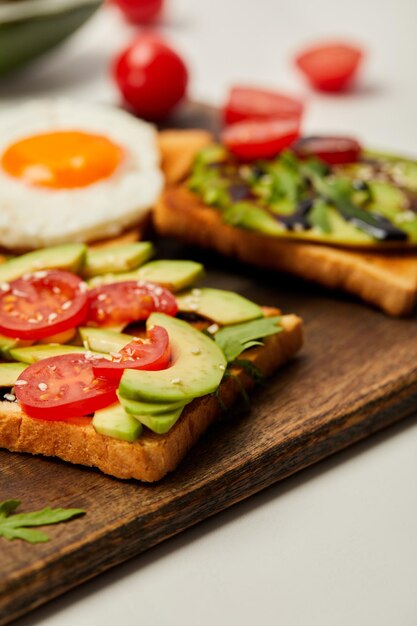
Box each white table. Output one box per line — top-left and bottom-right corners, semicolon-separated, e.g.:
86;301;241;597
4;1;417;624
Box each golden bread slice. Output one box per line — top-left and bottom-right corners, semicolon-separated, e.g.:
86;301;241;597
154;184;417;317
157;129;213;185
0;310;302;482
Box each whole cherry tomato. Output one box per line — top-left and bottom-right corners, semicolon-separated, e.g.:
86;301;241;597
113;34;188;121
112;0;164;24
295;42;363;92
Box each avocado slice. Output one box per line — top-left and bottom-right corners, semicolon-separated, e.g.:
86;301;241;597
0;244;87;283
119;313;226;402
92;403;142;443
135;407;184;434
0;362;27;387
78;327;133;354
0;334;33;360
177;288;263;325
118;393;187;416
9;344;100;364
83;242;154;279
88;260;204;292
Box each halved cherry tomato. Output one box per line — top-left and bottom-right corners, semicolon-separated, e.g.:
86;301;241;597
224;86;303;126
92;325;170;381
222;118;300;161
0;270;88;340
14;354;117;420
292;136;362;164
112;0;163;24
113;34;188;121
295;42;363;92
87;281;178;328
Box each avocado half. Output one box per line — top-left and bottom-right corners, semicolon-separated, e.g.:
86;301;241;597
0;0;103;75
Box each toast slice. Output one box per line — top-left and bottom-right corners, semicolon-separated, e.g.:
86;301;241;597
0;310;302;482
154;184;417;317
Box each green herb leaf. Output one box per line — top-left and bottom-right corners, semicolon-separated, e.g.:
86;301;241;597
214;316;282;362
0;500;85;544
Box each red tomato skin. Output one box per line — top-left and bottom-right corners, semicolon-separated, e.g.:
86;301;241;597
292;136;362;165
295;43;363;92
87;281;177;328
222;118;300;161
113;0;163;24
0;271;88;340
92;325;171;382
113;35;188;121
224;86;303;126
15;354;117;420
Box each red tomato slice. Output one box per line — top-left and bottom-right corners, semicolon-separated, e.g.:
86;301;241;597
87;281;178;328
222;118;300;161
292;136;362;164
14;354;117;420
92;325;170;382
112;0;164;24
113;34;188;121
295;42;363;92
0;270;88;340
224;86;303;126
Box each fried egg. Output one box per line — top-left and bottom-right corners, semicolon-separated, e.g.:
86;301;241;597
0;99;163;250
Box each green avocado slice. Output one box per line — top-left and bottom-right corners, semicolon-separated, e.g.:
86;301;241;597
133;407;185;434
119;313;226;402
176;288;263;325
9;344;102;365
118;393;187;416
92;404;142;443
83;242;154;279
0;362;27;387
0;244;87;283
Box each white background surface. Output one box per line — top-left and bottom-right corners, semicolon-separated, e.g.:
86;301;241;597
3;1;417;625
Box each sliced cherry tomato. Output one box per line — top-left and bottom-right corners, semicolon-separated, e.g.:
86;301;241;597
0;270;88;340
14;354;117;420
222;118;300;161
87;281;178;328
224;86;303;126
292;136;362;164
113;34;188;121
112;0;163;24
92;325;170;382
295;42;363;92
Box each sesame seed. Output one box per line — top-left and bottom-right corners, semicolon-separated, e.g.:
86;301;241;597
207;323;219;334
4;393;16;402
110;352;121;359
48;365;57;371
219;364;226;371
79;282;88;293
38;383;48;391
33;270;48;279
28;318;38;324
61;300;72;310
97;293;107;301
52;286;61;294
188;303;199;311
191;288;202;296
191;347;201;355
84;351;95;360
83;340;89;349
154;286;163;296
0;282;10;291
48;312;58;323
15;379;27;386
170;377;182;384
12;289;28;298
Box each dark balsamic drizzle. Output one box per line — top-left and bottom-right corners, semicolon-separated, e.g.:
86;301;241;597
274;199;313;231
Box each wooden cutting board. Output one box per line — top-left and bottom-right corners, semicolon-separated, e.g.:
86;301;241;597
2;104;417;625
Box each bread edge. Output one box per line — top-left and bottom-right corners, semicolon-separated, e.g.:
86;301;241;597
154;186;417;317
0;313;302;482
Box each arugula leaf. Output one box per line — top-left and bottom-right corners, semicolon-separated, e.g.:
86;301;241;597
0;500;85;544
214;316;282;362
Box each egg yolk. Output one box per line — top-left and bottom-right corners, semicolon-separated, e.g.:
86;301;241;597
1;131;125;189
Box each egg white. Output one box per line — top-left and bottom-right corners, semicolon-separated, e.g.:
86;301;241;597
0;99;164;250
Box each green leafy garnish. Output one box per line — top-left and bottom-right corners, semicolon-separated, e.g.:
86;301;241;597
0;500;85;543
214;316;282;362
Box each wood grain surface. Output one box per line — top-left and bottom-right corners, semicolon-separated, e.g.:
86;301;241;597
1;104;417;625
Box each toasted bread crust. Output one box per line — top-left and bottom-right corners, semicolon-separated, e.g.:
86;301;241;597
154;186;417;317
0;312;302;482
157;129;213;186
